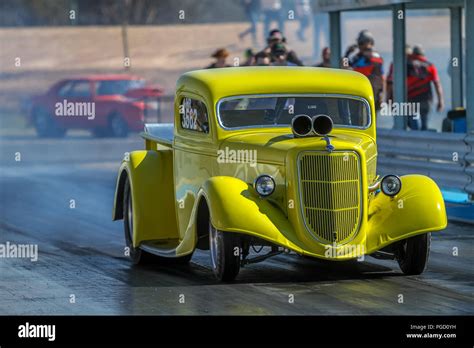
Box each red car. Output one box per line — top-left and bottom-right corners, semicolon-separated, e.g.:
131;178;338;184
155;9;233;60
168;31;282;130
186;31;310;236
29;75;163;137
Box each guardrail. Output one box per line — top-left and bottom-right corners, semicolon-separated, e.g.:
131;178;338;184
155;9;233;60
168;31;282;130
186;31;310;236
377;129;473;197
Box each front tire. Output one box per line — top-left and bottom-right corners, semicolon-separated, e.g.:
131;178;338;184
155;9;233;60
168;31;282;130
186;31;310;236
209;221;241;281
397;233;431;275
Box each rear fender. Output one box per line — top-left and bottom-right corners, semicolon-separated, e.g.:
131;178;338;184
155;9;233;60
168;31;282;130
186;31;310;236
112;150;179;247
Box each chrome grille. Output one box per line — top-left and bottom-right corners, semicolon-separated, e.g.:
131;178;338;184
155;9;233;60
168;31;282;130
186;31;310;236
299;152;361;244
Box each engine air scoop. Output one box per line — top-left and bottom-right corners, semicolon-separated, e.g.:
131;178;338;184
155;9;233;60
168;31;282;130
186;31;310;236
312;114;335;152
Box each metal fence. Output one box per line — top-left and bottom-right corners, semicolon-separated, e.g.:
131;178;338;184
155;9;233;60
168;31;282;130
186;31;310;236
377;129;473;197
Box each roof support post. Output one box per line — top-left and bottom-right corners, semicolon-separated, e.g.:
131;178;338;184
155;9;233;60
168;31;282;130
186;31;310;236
392;3;407;130
329;11;341;68
450;6;463;109
466;0;474;133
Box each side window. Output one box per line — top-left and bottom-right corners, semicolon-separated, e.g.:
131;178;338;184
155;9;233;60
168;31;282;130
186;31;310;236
179;97;209;134
57;82;74;96
59;81;91;98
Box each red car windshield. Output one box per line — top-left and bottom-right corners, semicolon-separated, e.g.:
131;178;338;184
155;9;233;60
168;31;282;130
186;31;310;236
95;79;145;96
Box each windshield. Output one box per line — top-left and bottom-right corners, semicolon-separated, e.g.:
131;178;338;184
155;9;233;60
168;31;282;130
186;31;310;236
95;79;145;96
218;95;370;129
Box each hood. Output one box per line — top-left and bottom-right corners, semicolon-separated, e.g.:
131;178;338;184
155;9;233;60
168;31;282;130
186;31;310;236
220;129;375;165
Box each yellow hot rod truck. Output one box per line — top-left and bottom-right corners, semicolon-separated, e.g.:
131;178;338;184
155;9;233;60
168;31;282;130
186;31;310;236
113;67;447;281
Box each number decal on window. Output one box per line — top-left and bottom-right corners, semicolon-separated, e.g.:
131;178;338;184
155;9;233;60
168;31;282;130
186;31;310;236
180;97;209;133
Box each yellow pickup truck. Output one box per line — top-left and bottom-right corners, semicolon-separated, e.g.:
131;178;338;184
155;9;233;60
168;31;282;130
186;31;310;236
113;67;447;281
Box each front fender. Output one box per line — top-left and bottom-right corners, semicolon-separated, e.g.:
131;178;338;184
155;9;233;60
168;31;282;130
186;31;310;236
366;174;447;252
201;176;305;252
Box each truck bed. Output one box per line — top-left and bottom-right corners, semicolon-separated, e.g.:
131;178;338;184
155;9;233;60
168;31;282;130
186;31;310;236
141;123;174;147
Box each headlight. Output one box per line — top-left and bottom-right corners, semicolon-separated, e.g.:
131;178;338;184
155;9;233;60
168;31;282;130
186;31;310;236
381;175;402;196
254;175;275;197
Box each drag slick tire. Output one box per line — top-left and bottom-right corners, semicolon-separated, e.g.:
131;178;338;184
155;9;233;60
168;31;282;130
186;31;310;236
123;177;192;265
109;113;129;138
208;221;241;281
396;233;431;275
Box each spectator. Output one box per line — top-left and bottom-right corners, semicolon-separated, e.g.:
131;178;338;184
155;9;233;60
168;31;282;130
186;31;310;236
344;30;384;110
260;29;304;66
238;0;261;46
385;44;412;102
386;45;444;130
206;48;231;69
255;51;271;66
271;43;288;66
242;48;256;66
295;0;312;42
315;47;331;67
271;43;297;66
261;0;284;41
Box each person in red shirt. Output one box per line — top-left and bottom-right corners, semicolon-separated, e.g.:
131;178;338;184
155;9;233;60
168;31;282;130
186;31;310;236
386;45;444;130
344;30;384;111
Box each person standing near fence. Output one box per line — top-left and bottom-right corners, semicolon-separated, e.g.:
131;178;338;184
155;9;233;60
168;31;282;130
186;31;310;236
344;30;384;111
206;48;232;69
386;45;445;130
314;47;330;67
259;29;304;66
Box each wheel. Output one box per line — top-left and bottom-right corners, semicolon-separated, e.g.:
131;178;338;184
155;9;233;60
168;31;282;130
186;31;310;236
33;108;66;138
209;221;241;281
123;176;192;265
396;233;431;275
109;114;129;138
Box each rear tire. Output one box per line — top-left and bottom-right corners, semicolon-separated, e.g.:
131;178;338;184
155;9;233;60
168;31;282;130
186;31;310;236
209;221;241;281
33;108;66;138
397;233;431;275
109;114;129;138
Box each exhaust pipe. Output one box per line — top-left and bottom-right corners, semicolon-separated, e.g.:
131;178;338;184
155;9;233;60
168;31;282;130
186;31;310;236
291;114;313;137
312;114;333;136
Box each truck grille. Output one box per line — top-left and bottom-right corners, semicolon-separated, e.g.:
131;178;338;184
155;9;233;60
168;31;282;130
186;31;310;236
298;151;361;244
